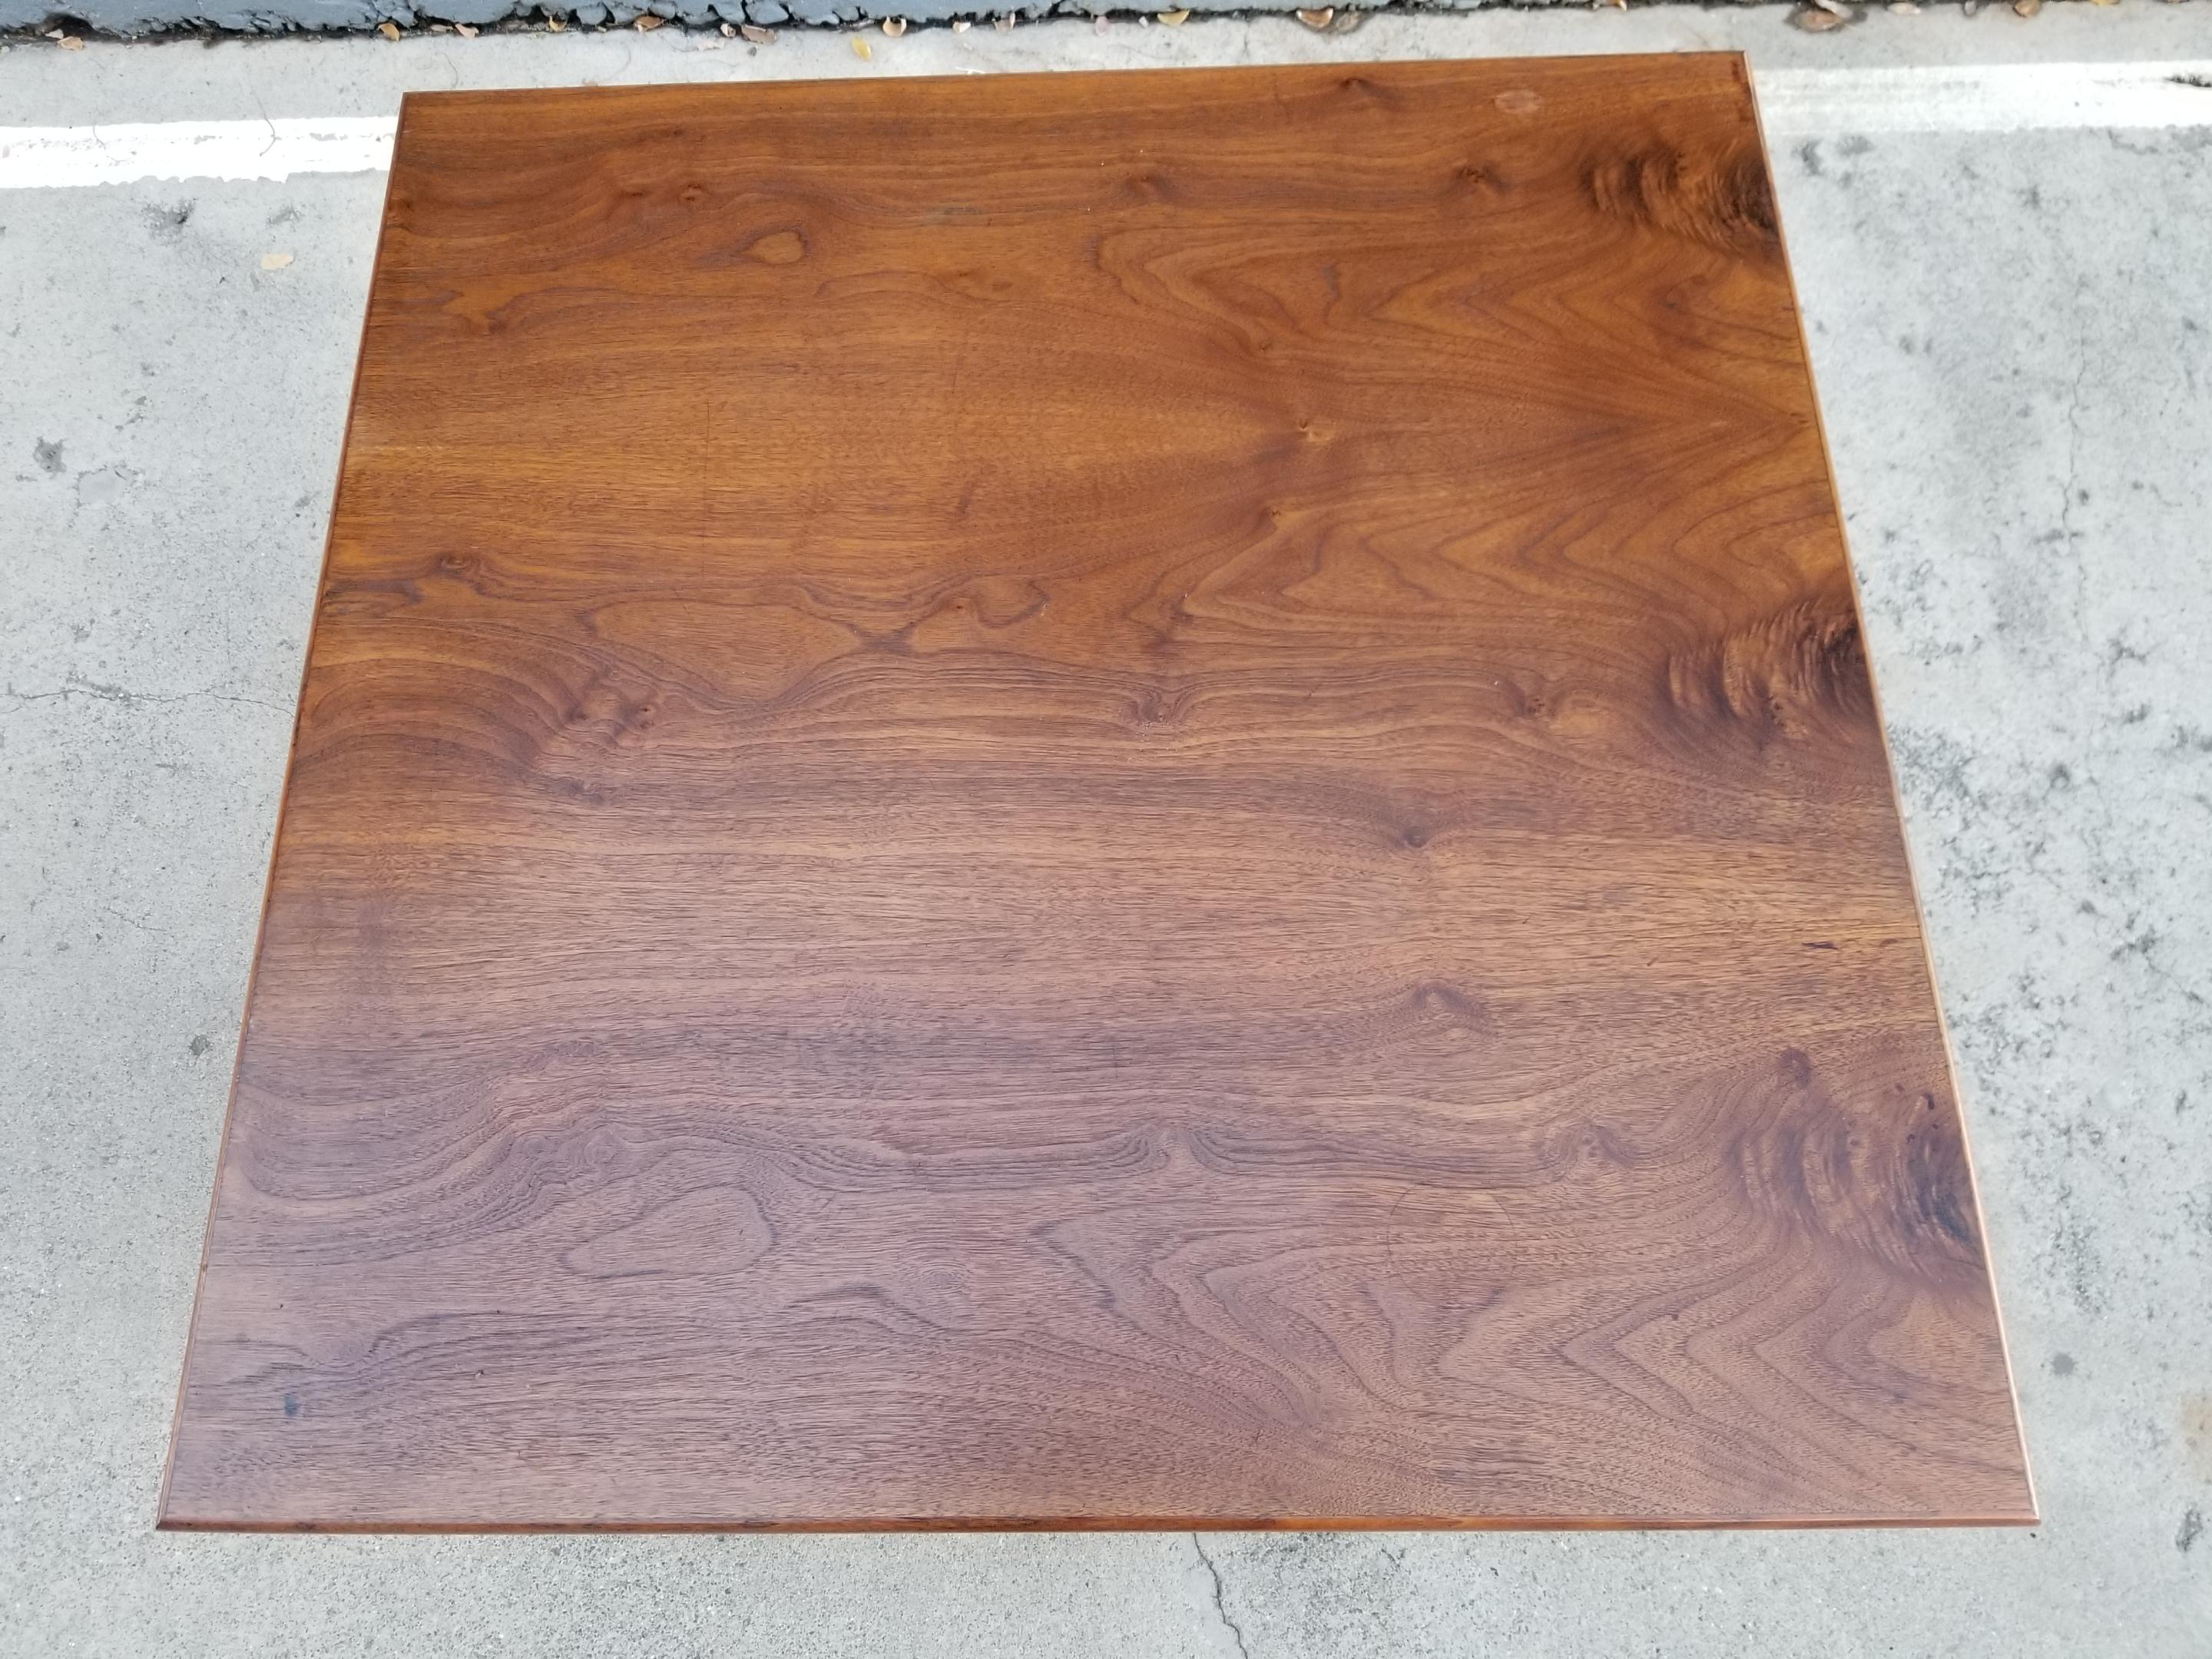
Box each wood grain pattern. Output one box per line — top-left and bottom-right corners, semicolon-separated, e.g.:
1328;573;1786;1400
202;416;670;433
161;57;2034;1530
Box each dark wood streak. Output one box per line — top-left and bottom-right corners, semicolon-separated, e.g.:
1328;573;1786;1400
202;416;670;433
161;56;2034;1532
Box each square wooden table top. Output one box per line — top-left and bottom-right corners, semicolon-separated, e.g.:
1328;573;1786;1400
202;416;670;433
162;55;2034;1532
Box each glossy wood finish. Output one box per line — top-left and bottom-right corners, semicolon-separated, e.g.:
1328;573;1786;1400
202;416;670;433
162;57;2033;1530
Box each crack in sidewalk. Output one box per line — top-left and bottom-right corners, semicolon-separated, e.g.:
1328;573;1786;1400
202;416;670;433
1190;1534;1252;1659
0;674;287;718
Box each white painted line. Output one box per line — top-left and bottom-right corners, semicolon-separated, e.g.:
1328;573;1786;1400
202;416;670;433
2;62;2209;190
1756;60;2212;134
0;117;395;189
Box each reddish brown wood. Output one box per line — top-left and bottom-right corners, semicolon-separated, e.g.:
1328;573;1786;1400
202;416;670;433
161;57;2034;1530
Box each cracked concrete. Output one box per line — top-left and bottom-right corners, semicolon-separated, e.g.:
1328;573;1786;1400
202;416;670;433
2;676;290;714
1191;1536;1253;1659
2;12;2209;1656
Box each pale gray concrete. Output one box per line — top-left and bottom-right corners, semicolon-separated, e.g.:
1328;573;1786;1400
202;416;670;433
6;0;2211;111
3;12;2209;1655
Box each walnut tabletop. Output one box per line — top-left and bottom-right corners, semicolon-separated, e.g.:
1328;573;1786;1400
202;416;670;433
161;57;2035;1531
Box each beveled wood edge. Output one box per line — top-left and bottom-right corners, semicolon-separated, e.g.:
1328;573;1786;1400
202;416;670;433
152;98;426;1537
1740;60;2040;1523
156;1508;2041;1534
